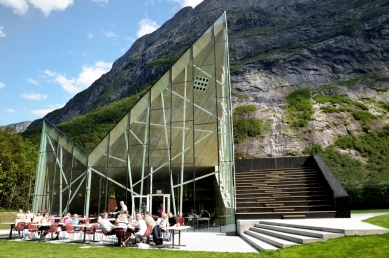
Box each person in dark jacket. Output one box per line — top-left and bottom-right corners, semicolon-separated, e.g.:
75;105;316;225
168;212;178;226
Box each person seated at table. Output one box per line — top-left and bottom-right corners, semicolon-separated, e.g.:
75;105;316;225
39;213;52;239
71;214;79;226
97;211;104;222
168;212;178;227
116;213;129;229
14;214;27;239
25;210;34;222
32;210;42;223
133;213;147;243
123;210;131;220
99;212;117;235
159;212;170;241
58;213;72;233
114;211;122;225
40;212;49;224
17;209;25;220
28;210;42;238
144;211;156;228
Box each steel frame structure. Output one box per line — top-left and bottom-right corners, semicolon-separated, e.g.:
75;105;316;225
33;12;235;232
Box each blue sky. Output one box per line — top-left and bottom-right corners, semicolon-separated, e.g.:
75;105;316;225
0;0;204;126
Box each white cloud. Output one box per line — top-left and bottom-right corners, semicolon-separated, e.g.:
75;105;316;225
0;82;5;89
0;0;29;15
27;78;38;85
92;0;108;6
102;30;117;38
0;0;73;16
0;26;6;37
168;0;203;8
28;0;74;16
137;18;159;38
6;108;16;113
44;69;56;77
87;33;93;39
46;61;112;95
31;103;64;117
20;92;48;100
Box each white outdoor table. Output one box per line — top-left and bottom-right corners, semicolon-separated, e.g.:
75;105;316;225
197;218;210;230
77;224;93;243
31;223;52;241
165;225;190;248
1;222;15;240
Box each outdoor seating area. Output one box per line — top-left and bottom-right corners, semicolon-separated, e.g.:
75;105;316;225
2;223;194;249
1;209;200;250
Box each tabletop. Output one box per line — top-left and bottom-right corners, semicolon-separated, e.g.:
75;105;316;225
166;225;191;230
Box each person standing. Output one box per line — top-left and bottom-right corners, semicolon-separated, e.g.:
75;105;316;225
157;204;164;217
120;201;128;212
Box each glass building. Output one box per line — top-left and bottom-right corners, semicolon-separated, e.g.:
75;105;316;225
33;12;235;232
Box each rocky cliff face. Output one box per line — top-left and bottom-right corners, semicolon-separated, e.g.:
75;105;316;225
26;0;389;158
2;121;32;133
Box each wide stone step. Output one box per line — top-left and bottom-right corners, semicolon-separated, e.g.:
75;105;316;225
236;184;328;192
236;190;328;195
235;172;319;178
249;226;322;244
254;223;344;240
249;168;317;172
237;200;332;207
236;177;324;187
237;195;332;203
236;205;335;213
245;230;298;248
259;220;346;234
235;211;337;219
236;175;318;180
240;232;279;251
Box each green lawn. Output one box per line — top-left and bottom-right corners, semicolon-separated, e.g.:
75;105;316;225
0;212;18;230
351;209;389;214
1;212;389;257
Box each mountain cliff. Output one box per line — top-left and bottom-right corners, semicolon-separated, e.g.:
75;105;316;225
26;0;389;159
1;121;32;133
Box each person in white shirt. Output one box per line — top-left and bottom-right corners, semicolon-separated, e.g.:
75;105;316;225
133;213;147;243
14;214;27;239
17;209;25;220
99;212;116;235
25;210;34;222
120;201;128;212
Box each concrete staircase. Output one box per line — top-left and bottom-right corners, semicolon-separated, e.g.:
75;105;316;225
235;167;337;220
241;220;345;251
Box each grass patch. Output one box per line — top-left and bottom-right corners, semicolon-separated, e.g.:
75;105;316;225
233;104;256;117
0;212;17;230
285;89;313;129
314;95;368;110
364;214;389;229
351;209;389;214
1;213;389;257
146;55;177;67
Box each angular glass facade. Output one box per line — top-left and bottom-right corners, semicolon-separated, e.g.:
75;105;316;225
33;12;235;232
